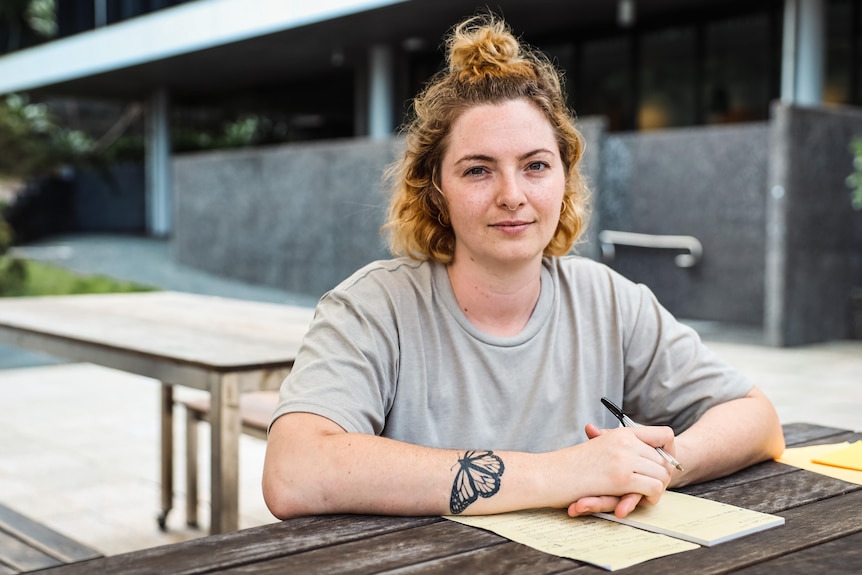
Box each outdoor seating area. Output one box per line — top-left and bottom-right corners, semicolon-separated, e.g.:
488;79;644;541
0;235;859;571
0;290;315;536
1;0;860;571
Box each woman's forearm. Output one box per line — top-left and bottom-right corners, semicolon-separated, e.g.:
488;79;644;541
263;412;676;519
263;413;545;518
670;386;785;487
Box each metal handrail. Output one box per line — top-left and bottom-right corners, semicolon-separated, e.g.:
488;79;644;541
598;230;703;268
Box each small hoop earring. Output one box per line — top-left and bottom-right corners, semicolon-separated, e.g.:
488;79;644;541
560;200;568;214
437;211;450;227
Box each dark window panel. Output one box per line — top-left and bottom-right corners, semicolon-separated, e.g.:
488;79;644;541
702;14;771;124
638;26;696;130
577;35;634;132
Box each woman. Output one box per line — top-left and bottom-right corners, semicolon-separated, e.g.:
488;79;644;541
262;13;784;520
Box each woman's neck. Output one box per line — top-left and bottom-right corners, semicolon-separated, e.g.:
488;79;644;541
446;258;543;337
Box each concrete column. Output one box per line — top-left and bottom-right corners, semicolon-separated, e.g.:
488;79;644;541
94;0;106;27
764;102;861;346
781;0;824;104
368;44;394;140
145;88;172;237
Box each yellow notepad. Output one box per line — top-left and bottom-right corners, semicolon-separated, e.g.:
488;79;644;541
447;508;698;571
446;491;784;570
593;490;784;547
812;440;862;472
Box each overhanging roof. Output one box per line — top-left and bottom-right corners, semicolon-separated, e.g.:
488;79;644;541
0;0;734;102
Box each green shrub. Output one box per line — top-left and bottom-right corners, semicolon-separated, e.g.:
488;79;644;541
0;258;155;297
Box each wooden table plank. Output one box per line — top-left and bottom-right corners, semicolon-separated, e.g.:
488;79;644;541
0;292;314;370
780;422;856;446
729;530;862;575
695;468;861;513
217;521;512;574
30;424;862;574
35;516;441;575
374;488;862;575
584;489;862;575
377;540;587;575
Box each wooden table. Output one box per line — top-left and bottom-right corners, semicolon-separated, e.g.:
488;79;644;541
0;291;314;534
34;423;862;574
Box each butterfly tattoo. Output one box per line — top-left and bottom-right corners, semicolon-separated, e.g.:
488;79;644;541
449;450;505;514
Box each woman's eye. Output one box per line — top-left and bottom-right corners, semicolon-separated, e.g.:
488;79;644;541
465;166;487;176
527;161;548;172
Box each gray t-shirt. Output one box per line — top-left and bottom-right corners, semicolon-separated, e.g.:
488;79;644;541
272;256;751;452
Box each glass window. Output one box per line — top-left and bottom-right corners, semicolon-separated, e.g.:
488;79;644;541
825;0;854;105
638;27;696;130
58;1;95;38
541;42;577;108
703;14;771;124
577;36;633;132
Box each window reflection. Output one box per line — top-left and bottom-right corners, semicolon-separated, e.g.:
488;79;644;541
825;0;854;105
578;36;633;132
638;27;696;130
703;15;771;124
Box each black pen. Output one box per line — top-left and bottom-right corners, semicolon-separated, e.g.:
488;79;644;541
600;397;685;471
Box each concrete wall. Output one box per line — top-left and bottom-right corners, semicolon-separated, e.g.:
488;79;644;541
765;103;862;346
171;108;862;346
600;124;771;325
173;138;400;297
573;116;606;261
173;119;609;300
172;121;772;321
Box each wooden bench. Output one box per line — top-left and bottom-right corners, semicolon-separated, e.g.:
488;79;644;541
177;390;278;528
0;503;102;573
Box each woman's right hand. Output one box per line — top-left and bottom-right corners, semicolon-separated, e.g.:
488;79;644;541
560;423;674;518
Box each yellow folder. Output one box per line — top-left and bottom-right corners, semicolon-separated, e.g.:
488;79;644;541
778;442;862;485
812;440;862;472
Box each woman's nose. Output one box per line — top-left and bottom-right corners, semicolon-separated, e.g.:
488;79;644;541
496;173;526;210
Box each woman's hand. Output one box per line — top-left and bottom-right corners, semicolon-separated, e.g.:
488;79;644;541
566;423;675;518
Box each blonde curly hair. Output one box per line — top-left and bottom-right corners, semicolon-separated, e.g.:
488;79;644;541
383;12;590;263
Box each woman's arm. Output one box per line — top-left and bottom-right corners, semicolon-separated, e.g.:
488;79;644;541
567;385;785;518
262;411;676;519
670;385;785;487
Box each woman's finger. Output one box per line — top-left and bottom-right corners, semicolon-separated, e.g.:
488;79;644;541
567;495;622;517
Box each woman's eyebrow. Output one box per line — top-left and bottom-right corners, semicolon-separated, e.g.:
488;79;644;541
454;154;495;165
454;149;554;166
519;148;555;161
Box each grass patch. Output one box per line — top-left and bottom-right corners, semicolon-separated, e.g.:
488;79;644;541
0;258;157;297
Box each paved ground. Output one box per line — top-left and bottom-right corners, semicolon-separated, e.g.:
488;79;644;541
0;233;859;556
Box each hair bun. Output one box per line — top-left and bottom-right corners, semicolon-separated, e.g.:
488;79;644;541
447;15;533;80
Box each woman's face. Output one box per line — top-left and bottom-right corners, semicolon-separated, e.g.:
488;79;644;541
439;98;566;271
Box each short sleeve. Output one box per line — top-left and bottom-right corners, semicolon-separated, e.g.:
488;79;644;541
270;281;400;435
618;280;753;432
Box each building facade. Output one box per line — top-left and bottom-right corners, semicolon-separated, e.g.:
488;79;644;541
3;1;859;138
0;0;860;345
